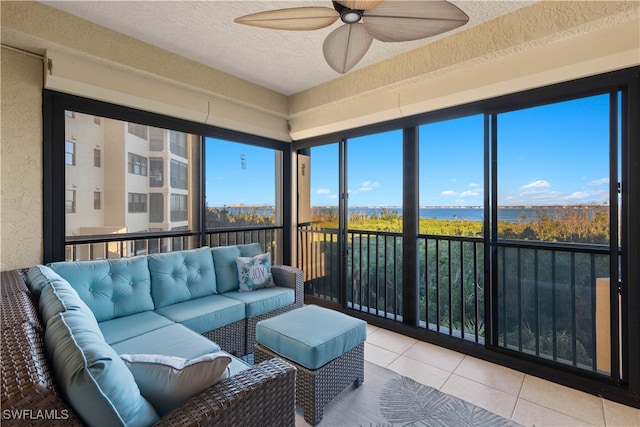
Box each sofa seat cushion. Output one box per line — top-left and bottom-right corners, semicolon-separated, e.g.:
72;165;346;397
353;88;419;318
154;294;245;334
48;256;154;322
99;311;174;345
111;324;220;359
211;243;263;293
223;287;295;318
148;247;218;308
120;352;232;416
45;310;159;427
39;278;100;331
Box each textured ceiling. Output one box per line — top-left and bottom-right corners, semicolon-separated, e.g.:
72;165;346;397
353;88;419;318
39;1;537;96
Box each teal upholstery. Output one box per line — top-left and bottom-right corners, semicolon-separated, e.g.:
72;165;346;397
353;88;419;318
224;287;295;318
211;245;241;293
26;264;66;299
99;311;174;345
110;324;220;359
256;305;367;370
48;256;154;322
45;310;159;427
148;247;217;308
154;294;245;333
39;279;100;333
237;243;264;257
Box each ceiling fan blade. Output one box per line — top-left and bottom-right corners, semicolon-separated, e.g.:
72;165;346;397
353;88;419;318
323;23;373;74
336;1;385;10
235;7;339;31
363;0;469;42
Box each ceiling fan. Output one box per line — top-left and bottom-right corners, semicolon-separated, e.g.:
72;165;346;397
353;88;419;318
235;0;469;74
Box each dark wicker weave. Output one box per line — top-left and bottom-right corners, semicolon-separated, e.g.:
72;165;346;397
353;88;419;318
255;342;365;426
1;270;297;427
202;319;246;357
245;265;304;353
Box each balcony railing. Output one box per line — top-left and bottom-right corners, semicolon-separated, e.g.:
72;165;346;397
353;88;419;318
298;225;615;375
64;225;282;262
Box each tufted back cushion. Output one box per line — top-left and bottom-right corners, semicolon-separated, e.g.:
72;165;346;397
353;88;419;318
148;247;217;308
48;256;154;322
212;243;264;293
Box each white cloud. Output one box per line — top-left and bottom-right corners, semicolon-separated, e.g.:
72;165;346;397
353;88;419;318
468;182;479;188
520;180;551;190
450;178;457;183
587;177;609;186
359;180;380;192
315;188;331;194
441;190;457;196
459;189;482;197
327;194;338;200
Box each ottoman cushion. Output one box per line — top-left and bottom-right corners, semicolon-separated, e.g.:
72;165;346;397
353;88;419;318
256;305;366;370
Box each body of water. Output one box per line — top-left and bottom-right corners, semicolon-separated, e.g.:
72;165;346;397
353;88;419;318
211;206;606;224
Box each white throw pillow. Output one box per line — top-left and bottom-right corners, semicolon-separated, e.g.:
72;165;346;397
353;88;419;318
120;352;232;416
236;252;275;292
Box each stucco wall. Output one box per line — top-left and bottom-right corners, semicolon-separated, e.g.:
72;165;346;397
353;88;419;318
1;49;44;270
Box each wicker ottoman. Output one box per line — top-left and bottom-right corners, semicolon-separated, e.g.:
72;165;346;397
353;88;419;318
253;305;366;426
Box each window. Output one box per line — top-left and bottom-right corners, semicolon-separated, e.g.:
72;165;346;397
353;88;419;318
128;193;147;213
170;194;188;221
149;127;164;151
127;122;148;140
170;159;187;189
128;153;148;176
150;158;164;187
94;191;101;209
65;190;76;213
94;116;101;125
170;131;187;158
205;138;281;228
94;149;101;167
149;193;164;222
65;141;75;165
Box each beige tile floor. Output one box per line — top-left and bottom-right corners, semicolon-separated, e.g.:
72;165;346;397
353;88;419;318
295;324;639;426
362;325;640;427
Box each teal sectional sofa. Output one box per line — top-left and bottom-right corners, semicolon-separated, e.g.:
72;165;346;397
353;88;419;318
3;243;303;426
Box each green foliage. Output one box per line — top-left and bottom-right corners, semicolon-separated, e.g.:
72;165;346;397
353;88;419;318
205;206;274;228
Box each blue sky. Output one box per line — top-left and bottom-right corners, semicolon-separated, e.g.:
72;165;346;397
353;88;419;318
206;94;614;208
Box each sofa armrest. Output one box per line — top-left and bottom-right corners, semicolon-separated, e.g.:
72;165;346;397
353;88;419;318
271;265;304;307
153;358;296;427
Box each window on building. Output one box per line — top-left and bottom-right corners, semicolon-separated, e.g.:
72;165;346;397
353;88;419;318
94;149;101;167
149;127;164;151
128;153;148;176
127;122;148;140
94;116;101;125
149;193;164;222
65;190;76;213
128;193;147;213
94;191;101;209
170;194;188;221
150;158;164;187
170;131;187;158
65;141;75;165
170;159;188;189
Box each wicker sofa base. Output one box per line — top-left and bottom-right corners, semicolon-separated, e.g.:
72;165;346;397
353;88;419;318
202;319;246;357
254;342;364;426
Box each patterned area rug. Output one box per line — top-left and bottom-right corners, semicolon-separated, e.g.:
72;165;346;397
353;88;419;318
293;360;522;427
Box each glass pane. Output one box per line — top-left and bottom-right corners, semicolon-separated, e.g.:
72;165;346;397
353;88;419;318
205;138;282;261
497;95;611;244
64;111;201;260
418;115;485;342
347;131;403;317
419;115;484;236
300;144;340;302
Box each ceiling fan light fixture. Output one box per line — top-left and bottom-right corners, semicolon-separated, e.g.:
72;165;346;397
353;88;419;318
341;10;362;24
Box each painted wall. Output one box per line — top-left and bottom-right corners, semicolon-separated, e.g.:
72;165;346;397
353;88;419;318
1;50;44;270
